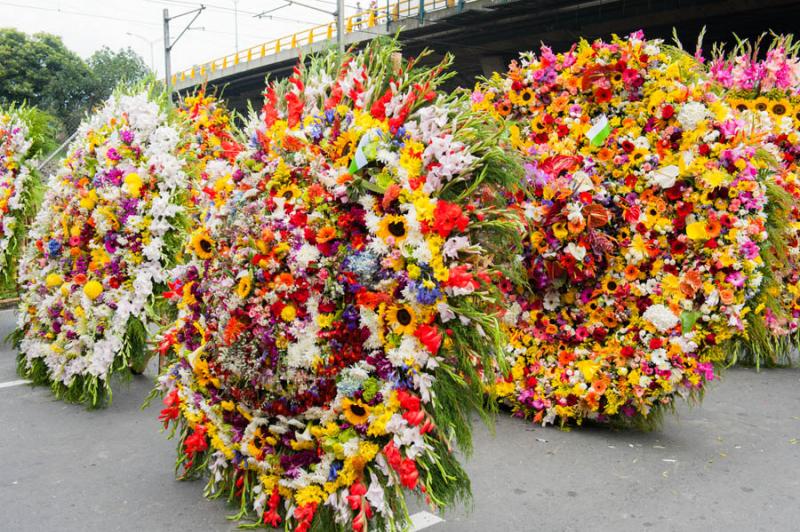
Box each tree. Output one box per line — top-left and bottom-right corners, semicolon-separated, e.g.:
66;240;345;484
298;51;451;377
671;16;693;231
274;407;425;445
0;30;149;139
87;46;150;106
0;29;94;132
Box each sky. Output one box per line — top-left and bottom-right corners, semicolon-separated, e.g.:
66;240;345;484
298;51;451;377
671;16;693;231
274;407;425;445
0;0;362;78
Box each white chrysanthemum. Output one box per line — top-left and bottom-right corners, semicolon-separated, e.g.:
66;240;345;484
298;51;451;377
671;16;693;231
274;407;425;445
677;101;709;130
642;304;680;333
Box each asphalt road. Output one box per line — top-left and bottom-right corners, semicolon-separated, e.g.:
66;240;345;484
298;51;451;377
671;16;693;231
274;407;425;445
1;307;799;532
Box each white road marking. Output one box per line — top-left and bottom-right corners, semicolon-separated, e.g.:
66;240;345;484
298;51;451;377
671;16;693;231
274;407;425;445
0;379;30;389
410;511;444;531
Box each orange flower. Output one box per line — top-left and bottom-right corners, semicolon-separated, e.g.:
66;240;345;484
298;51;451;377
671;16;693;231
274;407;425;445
275;272;294;288
624;264;640;281
223;316;247;346
705;218;721;239
567;217;586;233
591;377;609;395
316;226;337;243
558;350;576;366
719;288;735;305
680;270;703;298
596;148;613;161
496;101;512;116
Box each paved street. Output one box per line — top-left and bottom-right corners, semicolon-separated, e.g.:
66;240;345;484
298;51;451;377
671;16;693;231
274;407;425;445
1;308;798;532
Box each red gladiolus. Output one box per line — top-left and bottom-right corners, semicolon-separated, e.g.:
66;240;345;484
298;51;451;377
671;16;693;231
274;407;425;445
183;425;208;468
432;200;469;238
370;89;393;120
383;441;402;470
442;265;479;292
398;458;419;489
414;324;442;354
403;409;425;426
262;87;279;127
157;332;175;357
262;486;282;527
397;389;421;411
293;502;318;532
158;389;180;428
347;481;368;510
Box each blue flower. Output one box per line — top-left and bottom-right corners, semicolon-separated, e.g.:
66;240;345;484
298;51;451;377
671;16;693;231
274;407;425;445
47;239;61;256
328;461;343;481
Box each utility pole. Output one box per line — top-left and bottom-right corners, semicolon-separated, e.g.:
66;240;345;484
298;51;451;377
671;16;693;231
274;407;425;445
163;5;206;94
336;0;345;58
233;0;239;53
163;9;171;91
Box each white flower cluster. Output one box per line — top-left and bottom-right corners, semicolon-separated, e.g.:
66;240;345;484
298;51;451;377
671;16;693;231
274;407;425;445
17;91;190;388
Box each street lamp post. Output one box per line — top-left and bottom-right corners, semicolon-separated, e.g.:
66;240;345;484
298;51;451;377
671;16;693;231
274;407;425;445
126;32;158;73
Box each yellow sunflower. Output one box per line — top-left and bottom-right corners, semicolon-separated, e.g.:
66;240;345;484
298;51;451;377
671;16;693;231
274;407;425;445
386;304;416;335
753;96;770;113
190;230;215;259
342;397;371;425
237;274;252;299
768;98;790;118
275;183;301;202
728;98;750;113
377;214;408;244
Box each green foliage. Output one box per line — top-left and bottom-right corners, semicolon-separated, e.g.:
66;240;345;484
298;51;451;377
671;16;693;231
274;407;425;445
0;29;149;136
0;29;94;132
88;46;151;105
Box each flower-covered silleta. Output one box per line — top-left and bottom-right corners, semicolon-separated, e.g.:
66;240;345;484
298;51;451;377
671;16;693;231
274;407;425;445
708;34;800;366
0;108;39;278
155;40;522;530
474;32;770;426
15;87;191;407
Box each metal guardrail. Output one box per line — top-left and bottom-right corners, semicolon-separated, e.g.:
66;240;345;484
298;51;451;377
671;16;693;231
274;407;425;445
172;0;468;85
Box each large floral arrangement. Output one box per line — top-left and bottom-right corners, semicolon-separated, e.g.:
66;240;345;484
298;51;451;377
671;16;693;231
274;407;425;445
708;34;800;366
155;40;522;530
473;32;770;426
15;87;191;407
0;108;40;279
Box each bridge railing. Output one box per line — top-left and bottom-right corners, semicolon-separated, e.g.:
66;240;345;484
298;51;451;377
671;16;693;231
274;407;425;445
172;0;468;85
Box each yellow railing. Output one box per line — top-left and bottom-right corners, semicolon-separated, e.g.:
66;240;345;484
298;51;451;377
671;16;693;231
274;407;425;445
172;0;465;85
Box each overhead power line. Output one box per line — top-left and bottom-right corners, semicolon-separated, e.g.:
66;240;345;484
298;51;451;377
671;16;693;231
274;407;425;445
0;0;160;26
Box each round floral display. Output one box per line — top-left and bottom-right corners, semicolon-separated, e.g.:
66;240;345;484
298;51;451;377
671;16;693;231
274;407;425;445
156;41;522;530
474;32;770;426
709;34;800;365
16;88;191;407
0;109;39;277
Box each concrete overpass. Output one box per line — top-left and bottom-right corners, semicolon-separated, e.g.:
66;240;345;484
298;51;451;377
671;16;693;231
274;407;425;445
173;0;800;113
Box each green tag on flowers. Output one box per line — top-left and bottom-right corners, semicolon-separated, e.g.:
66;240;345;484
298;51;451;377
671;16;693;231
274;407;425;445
680;310;701;333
